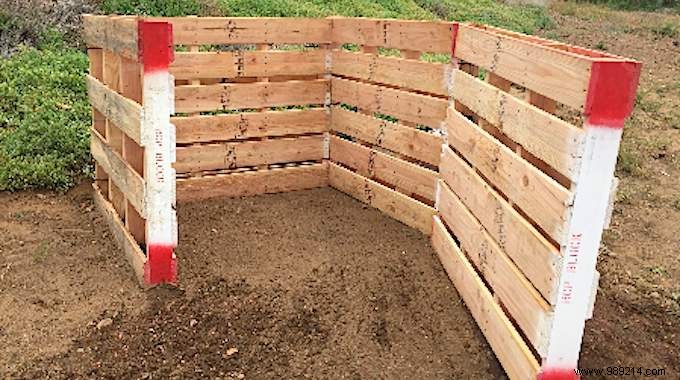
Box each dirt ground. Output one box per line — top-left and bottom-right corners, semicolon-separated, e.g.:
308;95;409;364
2;186;505;379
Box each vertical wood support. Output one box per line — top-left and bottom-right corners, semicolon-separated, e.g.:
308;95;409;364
120;55;146;245
256;43;271;170
102;47;126;217
538;60;641;379
89;48;108;190
138;20;177;285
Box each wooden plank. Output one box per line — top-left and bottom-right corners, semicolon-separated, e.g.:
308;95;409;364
452;70;585;181
329;136;437;202
438;179;551;353
331;50;451;96
331;77;448;129
170;50;326;80
454;24;592;110
91;131;146;217
175;135;324;173
328;162;435;235
86;74;143;145
440;146;560;303
330;17;453;53
471;23;620;59
173;108;327;144
92;184;146;287
177;163;328;202
153;17;331;45
330;107;441;166
446;109;571;244
82;15;138;60
431;216;541;380
174;79;328;113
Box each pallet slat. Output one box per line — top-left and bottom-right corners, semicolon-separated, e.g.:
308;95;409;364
83;15;138;60
329;136;437;202
440;146;560;303
454;24;592;110
176;163;328;201
330;107;441;166
330;17;453;53
153;17;331;45
331;77;448;129
173;108;327;144
91;131;146;217
171;50;326;80
431;216;541;380
452;70;584;181
92;184;146;286
331;50;451;96
175;135;324;173
438;179;551;353
328;162;435;234
446;109;571;244
174;79;328;113
86;75;143;145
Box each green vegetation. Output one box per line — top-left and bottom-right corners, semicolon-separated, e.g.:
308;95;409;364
0;34;90;191
101;0;202;17
650;21;679;38
415;0;552;33
101;0;551;32
577;0;680;12
0;0;555;191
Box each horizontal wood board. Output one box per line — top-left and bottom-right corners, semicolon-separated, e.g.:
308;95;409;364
175;79;328;113
173;108;327;144
176;163;328;201
175;135;324;173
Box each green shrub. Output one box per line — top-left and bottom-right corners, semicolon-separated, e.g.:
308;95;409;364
0;37;91;191
415;0;552;33
575;0;680;11
101;0;202;16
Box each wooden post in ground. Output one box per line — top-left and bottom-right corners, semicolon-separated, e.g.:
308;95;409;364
538;60;641;379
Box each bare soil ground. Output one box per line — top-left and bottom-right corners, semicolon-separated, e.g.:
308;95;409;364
2;186;504;379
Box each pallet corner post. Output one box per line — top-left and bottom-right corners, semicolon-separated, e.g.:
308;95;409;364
538;58;642;379
138;19;178;285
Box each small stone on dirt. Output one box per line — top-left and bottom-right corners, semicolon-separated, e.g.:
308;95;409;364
76;348;85;353
224;347;238;357
190;319;199;327
236;374;245;379
96;318;113;330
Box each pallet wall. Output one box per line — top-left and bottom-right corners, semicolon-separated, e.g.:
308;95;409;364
433;23;640;379
327;18;453;235
84;15;177;286
154;17;332;201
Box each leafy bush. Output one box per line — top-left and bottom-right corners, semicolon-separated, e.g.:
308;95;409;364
0;37;91;191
